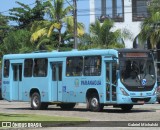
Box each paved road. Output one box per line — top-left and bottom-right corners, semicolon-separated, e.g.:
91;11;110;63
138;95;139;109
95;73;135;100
0;100;160;121
0;100;160;130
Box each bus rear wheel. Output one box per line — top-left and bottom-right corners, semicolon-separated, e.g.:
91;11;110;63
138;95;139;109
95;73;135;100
59;103;76;110
88;93;103;112
120;104;133;111
31;92;48;110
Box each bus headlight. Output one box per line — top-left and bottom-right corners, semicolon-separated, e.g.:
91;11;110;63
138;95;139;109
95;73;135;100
153;88;157;96
120;87;129;96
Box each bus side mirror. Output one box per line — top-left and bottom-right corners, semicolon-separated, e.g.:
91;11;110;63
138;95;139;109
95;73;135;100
112;56;118;61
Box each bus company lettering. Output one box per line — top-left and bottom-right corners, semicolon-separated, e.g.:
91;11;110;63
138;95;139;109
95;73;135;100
81;80;101;85
3;81;9;84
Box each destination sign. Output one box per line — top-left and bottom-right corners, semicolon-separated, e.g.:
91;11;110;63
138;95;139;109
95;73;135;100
124;53;148;58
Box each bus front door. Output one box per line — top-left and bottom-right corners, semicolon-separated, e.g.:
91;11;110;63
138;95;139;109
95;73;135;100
51;62;63;101
106;62;117;102
12;64;22;101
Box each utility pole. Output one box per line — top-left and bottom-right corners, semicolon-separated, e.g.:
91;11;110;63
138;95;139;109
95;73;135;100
73;0;78;49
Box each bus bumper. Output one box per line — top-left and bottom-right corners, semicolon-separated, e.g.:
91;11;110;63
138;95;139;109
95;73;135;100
117;94;157;104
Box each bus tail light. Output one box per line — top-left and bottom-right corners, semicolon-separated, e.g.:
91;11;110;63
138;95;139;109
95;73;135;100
120;87;129;96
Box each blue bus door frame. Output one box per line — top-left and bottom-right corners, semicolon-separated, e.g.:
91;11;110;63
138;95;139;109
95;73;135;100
105;61;117;103
11;63;22;101
51;62;63;102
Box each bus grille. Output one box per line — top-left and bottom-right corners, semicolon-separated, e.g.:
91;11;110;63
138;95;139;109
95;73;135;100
131;98;151;103
125;86;154;91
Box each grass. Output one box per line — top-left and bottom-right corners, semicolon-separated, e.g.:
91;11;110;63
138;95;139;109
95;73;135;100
0;113;88;121
0;113;89;128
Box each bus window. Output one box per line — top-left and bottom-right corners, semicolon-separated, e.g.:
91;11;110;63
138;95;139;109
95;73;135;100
66;57;83;76
3;60;10;78
33;58;48;77
24;59;33;77
13;65;22;81
59;64;62;81
84;56;101;76
52;64;56;81
13;65;18;81
52;63;62;81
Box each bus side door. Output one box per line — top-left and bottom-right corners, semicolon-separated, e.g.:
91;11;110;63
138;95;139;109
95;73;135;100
105;61;117;102
51;62;63;101
11;63;23;101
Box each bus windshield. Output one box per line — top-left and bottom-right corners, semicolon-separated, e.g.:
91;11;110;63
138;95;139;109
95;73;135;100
120;55;156;87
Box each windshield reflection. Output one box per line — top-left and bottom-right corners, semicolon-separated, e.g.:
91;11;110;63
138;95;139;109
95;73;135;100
120;58;156;86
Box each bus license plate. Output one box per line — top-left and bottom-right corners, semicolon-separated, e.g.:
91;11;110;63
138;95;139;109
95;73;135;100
137;101;145;104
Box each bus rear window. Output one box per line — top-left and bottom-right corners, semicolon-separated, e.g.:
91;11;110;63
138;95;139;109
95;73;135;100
3;60;10;78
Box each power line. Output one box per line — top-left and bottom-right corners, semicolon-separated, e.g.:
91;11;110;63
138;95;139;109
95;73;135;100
65;0;73;7
0;0;73;15
0;0;153;15
0;0;154;27
0;1;37;15
77;10;150;16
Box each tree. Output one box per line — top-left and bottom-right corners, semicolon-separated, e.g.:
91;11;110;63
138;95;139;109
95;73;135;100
140;0;160;49
31;0;84;50
78;33;92;50
9;0;46;29
0;29;32;55
88;19;124;49
0;14;9;44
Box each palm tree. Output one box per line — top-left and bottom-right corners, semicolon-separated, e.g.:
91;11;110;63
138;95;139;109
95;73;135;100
139;0;160;49
31;0;84;50
89;19;124;48
140;12;160;49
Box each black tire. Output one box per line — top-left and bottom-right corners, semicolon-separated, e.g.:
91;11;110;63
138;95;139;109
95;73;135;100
88;93;103;112
31;92;42;110
59;103;76;110
158;99;160;104
120;104;133;111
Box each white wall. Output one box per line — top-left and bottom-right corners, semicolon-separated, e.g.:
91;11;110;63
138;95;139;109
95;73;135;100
114;0;141;48
89;0;142;48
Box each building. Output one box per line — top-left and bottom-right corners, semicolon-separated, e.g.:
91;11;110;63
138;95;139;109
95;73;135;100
89;0;149;48
89;0;160;76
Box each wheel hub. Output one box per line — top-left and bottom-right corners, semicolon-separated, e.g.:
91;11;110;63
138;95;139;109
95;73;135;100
33;96;39;107
91;97;98;107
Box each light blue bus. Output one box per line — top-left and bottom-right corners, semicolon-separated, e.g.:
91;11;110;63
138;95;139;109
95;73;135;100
2;49;157;111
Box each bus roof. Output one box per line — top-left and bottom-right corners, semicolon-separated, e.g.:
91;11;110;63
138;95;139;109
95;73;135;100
3;49;151;60
3;49;118;59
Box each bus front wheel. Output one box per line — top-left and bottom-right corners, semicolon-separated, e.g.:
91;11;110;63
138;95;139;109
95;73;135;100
88;93;103;112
